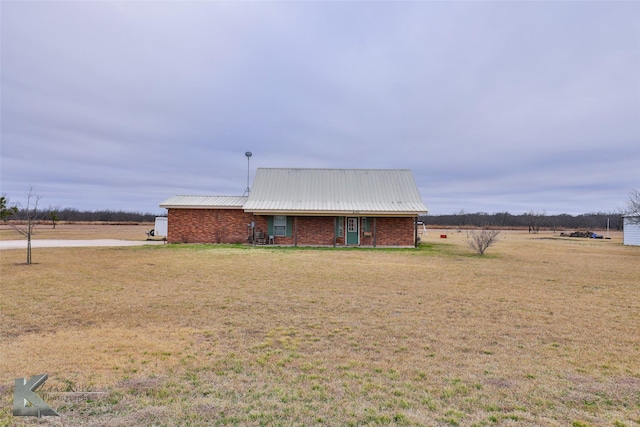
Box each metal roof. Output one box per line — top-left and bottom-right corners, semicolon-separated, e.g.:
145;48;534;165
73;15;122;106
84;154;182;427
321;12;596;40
243;168;428;215
159;195;247;209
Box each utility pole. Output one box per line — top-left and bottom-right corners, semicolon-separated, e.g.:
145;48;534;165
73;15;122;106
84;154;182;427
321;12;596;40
244;151;252;196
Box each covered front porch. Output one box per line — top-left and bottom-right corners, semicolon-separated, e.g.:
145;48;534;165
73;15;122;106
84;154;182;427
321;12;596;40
250;215;419;248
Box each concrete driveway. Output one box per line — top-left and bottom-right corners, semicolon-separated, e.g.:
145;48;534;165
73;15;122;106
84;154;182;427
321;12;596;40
0;239;166;250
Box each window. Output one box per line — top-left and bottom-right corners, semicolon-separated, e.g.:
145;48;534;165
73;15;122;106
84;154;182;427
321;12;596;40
274;215;287;236
362;217;370;232
268;216;292;238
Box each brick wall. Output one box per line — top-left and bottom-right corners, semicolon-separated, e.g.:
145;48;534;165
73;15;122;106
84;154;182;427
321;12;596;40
167;209;255;244
168;210;416;247
373;217;416;246
256;215;415;247
293;216;337;246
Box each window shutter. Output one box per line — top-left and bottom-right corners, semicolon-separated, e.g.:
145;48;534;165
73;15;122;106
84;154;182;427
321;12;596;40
267;216;274;236
335;216;344;237
286;216;293;237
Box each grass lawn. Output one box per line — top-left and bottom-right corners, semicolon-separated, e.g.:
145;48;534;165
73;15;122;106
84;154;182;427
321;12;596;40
1;227;638;426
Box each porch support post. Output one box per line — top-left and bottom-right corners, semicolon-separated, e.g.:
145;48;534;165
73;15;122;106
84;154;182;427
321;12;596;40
414;217;419;248
373;217;377;248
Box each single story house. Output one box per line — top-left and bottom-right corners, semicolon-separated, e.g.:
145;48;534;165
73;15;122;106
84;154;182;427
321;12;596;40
159;168;428;247
623;216;640;246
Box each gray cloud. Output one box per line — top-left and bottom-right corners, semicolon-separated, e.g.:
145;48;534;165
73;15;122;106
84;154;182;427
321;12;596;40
1;1;638;215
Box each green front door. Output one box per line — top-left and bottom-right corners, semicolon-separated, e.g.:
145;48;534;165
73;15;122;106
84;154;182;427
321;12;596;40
346;217;359;245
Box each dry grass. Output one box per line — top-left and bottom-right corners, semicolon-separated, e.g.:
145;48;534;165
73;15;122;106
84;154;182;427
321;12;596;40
0;223;153;241
1;226;638;426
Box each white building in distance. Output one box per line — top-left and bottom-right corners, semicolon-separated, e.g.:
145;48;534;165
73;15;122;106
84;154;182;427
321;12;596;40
623;216;640;246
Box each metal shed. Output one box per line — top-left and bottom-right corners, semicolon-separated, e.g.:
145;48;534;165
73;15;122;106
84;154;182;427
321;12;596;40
623;216;640;246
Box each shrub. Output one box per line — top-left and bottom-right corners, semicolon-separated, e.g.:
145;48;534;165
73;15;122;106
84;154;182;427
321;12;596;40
467;229;501;255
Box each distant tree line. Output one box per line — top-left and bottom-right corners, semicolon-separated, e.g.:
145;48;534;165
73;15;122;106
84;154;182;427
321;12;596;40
3;190;634;231
420;211;624;231
51;208;158;223
3;194;160;224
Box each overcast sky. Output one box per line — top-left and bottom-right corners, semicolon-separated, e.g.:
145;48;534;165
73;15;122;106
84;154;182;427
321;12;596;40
1;1;638;216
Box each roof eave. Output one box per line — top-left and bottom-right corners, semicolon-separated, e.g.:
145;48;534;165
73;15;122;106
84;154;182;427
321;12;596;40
244;209;427;216
160;205;244;209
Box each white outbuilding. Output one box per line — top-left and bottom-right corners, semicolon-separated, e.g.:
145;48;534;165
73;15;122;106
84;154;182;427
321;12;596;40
623;216;640;246
153;217;168;238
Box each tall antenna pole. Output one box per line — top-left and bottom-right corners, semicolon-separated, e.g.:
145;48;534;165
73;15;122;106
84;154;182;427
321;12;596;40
244;151;252;196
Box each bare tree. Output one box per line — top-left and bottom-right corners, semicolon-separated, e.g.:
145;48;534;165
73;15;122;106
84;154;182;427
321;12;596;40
7;186;45;264
625;189;640;223
467;229;501;255
525;210;546;234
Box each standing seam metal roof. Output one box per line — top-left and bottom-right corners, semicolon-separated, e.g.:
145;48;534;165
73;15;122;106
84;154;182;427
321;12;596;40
159;195;248;208
242;168;428;214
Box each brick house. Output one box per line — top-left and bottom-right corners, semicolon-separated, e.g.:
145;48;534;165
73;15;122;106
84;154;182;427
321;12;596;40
159;168;428;247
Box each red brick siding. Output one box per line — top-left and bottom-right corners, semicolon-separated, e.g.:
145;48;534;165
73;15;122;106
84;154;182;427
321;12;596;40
167;209;255;244
168;210;416;246
256;215;415;246
294;216;336;246
373;217;416;246
252;216;269;240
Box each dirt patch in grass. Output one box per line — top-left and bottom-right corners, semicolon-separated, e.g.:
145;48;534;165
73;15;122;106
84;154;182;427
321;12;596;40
1;229;638;426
